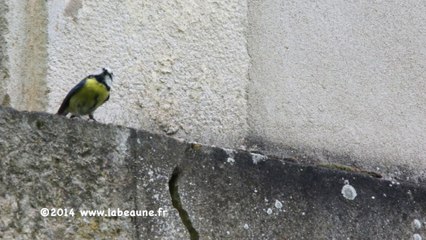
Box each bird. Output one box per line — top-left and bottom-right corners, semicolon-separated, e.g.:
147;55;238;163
57;68;113;121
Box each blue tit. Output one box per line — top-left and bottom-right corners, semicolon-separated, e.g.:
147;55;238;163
57;68;113;121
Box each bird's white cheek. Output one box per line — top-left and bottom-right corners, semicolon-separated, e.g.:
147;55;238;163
105;77;113;89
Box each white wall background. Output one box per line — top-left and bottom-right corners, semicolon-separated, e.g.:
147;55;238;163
46;0;249;147
248;0;426;179
4;0;48;111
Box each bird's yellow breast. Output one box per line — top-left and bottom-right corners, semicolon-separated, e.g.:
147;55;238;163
68;78;109;115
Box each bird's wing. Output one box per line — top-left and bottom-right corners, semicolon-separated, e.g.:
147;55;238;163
56;78;87;115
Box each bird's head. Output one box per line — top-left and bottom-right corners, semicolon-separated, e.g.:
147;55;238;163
101;67;113;89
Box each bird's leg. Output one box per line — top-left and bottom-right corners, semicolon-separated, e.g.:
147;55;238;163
88;114;97;122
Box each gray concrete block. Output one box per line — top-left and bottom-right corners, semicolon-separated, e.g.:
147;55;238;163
0;107;425;239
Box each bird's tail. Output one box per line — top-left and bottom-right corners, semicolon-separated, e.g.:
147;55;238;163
56;102;68;116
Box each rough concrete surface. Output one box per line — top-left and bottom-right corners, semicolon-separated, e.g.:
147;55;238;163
0;107;187;239
1;107;426;239
46;0;249;147
247;0;426;182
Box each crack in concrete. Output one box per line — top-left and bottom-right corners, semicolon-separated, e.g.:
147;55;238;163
128;129;141;239
168;166;199;240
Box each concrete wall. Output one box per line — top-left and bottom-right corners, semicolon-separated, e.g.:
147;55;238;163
1;107;426;239
0;0;425;181
247;0;426;181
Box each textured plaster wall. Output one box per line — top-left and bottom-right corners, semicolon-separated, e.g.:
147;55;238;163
0;0;9;106
46;0;249;147
4;0;48;111
248;0;426;180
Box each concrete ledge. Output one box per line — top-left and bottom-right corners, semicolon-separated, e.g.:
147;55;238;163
0;107;425;239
